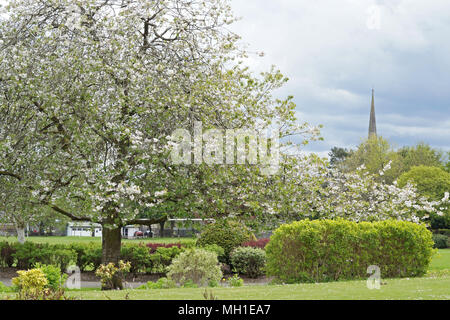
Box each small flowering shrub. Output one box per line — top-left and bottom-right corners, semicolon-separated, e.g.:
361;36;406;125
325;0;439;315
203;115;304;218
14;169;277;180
11;266;72;300
12;268;48;294
167;249;222;287
266;219;435;283
230;247;266;278
95;260;131;290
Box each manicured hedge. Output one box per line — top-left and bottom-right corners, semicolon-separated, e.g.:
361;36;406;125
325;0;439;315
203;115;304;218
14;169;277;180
0;241;187;274
265;219;435;284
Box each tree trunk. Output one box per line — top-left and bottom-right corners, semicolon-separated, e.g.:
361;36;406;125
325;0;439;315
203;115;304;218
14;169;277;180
101;226;123;290
16;226;26;244
159;221;165;237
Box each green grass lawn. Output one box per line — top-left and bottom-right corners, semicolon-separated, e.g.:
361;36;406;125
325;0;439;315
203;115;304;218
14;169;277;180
0;236;196;245
428;249;450;272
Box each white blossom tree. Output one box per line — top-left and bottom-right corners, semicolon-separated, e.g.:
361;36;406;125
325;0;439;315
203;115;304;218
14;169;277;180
0;0;320;288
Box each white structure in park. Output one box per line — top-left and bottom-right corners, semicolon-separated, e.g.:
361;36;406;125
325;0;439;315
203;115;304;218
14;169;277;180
66;222;102;237
67;222;143;238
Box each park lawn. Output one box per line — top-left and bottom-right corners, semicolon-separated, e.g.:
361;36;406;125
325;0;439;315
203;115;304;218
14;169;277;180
63;275;450;300
1;275;449;300
428;249;450;271
0;236;196;245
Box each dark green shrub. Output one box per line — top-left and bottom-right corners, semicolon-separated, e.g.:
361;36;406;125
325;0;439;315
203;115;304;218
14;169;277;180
149;246;185;274
0;241;16;267
435;229;450;237
432;234;449;249
120;245;152;273
197;220;256;263
266;219;435;283
230;246;266;278
9;242;76;271
13;242;48;269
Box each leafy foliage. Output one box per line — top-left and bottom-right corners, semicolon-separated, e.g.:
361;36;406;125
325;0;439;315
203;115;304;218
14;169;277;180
34;263;68;291
266;219;435;283
432;234;449;249
230;246;266;278
95;260;131;290
398;166;450;229
197;220;256;263
167;248;222;287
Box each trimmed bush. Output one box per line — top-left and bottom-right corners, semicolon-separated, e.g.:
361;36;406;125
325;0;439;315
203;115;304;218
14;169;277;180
12;242;76;270
197;220;256;263
230;246;266;278
167;248;222;287
266;219;435;284
0;241;188;275
432;234;449;249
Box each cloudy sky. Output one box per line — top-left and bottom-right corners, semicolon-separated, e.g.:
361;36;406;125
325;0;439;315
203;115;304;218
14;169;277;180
230;0;450;157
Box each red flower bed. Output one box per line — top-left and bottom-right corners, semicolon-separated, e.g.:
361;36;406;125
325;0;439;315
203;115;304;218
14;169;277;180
241;238;270;249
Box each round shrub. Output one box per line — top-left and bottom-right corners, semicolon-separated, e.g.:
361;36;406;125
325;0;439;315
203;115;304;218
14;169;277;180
266;219;435;284
167;248;222;287
197;220;256;263
432;234;449;249
230;246;266;278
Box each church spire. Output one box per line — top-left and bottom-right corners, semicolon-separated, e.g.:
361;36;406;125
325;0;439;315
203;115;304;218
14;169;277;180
368;88;377;138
